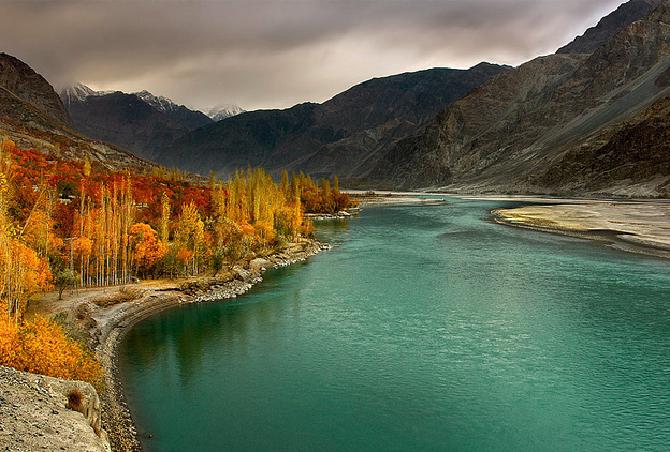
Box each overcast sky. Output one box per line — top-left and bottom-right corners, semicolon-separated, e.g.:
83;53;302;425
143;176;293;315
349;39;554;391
2;0;624;111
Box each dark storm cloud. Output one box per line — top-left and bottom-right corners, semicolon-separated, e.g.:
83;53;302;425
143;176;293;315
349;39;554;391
1;0;622;110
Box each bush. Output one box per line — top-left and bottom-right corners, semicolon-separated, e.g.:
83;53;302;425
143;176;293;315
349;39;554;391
0;311;103;387
54;268;79;300
66;388;84;412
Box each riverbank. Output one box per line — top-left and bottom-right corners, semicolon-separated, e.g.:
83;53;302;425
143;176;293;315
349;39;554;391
492;201;670;259
30;237;327;451
347;191;447;206
115;200;670;451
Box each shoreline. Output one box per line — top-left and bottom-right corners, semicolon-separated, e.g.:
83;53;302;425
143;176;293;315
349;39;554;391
492;201;670;260
42;238;328;451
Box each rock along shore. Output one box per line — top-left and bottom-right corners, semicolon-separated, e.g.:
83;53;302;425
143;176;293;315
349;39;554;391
0;365;110;451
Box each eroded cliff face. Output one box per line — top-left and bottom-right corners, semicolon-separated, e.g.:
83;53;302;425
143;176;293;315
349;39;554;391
368;0;670;196
0;366;110;452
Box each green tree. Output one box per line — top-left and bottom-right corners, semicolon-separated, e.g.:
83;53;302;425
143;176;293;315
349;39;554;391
54;268;79;300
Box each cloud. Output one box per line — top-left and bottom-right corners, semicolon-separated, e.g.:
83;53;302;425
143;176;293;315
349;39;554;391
1;0;623;110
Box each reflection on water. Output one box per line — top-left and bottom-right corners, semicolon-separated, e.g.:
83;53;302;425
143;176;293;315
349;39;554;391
120;198;670;452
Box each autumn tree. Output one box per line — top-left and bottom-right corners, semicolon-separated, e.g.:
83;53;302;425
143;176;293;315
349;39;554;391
175;202;205;275
160;191;171;243
129;223;166;278
0;311;102;386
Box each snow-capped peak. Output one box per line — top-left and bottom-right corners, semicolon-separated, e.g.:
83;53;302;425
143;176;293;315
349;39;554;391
133;90;180;112
59;82;114;106
206;104;246;121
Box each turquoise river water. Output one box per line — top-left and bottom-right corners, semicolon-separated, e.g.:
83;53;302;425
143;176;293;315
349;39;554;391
119;199;670;451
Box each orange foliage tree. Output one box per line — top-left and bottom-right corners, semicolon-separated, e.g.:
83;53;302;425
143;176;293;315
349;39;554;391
129;223;166;278
0;310;102;386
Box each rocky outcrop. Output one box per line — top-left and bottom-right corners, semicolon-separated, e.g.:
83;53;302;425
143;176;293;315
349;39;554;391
0;366;110;452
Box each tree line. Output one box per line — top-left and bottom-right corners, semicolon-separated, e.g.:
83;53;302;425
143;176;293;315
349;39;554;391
0;138;354;384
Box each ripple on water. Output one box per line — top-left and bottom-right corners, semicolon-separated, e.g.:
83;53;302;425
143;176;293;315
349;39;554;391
120;201;670;452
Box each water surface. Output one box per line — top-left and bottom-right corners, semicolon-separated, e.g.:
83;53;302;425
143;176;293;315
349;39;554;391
120;199;670;451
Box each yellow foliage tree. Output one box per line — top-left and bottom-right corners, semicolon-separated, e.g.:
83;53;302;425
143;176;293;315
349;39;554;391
0;310;102;386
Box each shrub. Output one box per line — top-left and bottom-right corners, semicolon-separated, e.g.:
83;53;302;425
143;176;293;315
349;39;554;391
0;310;103;387
67;388;84;412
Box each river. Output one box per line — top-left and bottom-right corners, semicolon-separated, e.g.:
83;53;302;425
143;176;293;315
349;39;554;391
119;198;670;451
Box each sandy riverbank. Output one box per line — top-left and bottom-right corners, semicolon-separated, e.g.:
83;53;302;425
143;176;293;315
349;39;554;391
492;201;670;259
31;238;327;451
347;191;447;206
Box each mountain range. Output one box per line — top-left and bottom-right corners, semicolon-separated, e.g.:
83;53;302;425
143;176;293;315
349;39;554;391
156;62;510;179
1;0;670;197
153;0;670;196
59;84;243;160
367;0;670;196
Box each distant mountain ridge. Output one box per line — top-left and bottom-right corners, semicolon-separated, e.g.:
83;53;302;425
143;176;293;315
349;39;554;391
157;62;510;178
60;82;115;106
206;104;246;121
60;84;213;160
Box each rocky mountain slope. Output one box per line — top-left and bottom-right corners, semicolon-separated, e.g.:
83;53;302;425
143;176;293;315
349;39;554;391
0;54;150;171
366;0;670;196
61;85;212;160
0;52;70;125
6;0;668;197
158;63;509;178
557;0;661;54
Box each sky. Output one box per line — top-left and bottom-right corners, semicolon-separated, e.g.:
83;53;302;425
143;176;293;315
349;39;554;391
1;0;624;111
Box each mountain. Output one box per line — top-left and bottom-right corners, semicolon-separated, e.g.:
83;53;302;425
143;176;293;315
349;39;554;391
366;0;670;196
157;62;510;178
133;90;180;112
536;95;670;196
557;0;661;54
0;52;70;125
61;85;212;160
60;82;115;107
0;53;148;171
206;104;246;121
